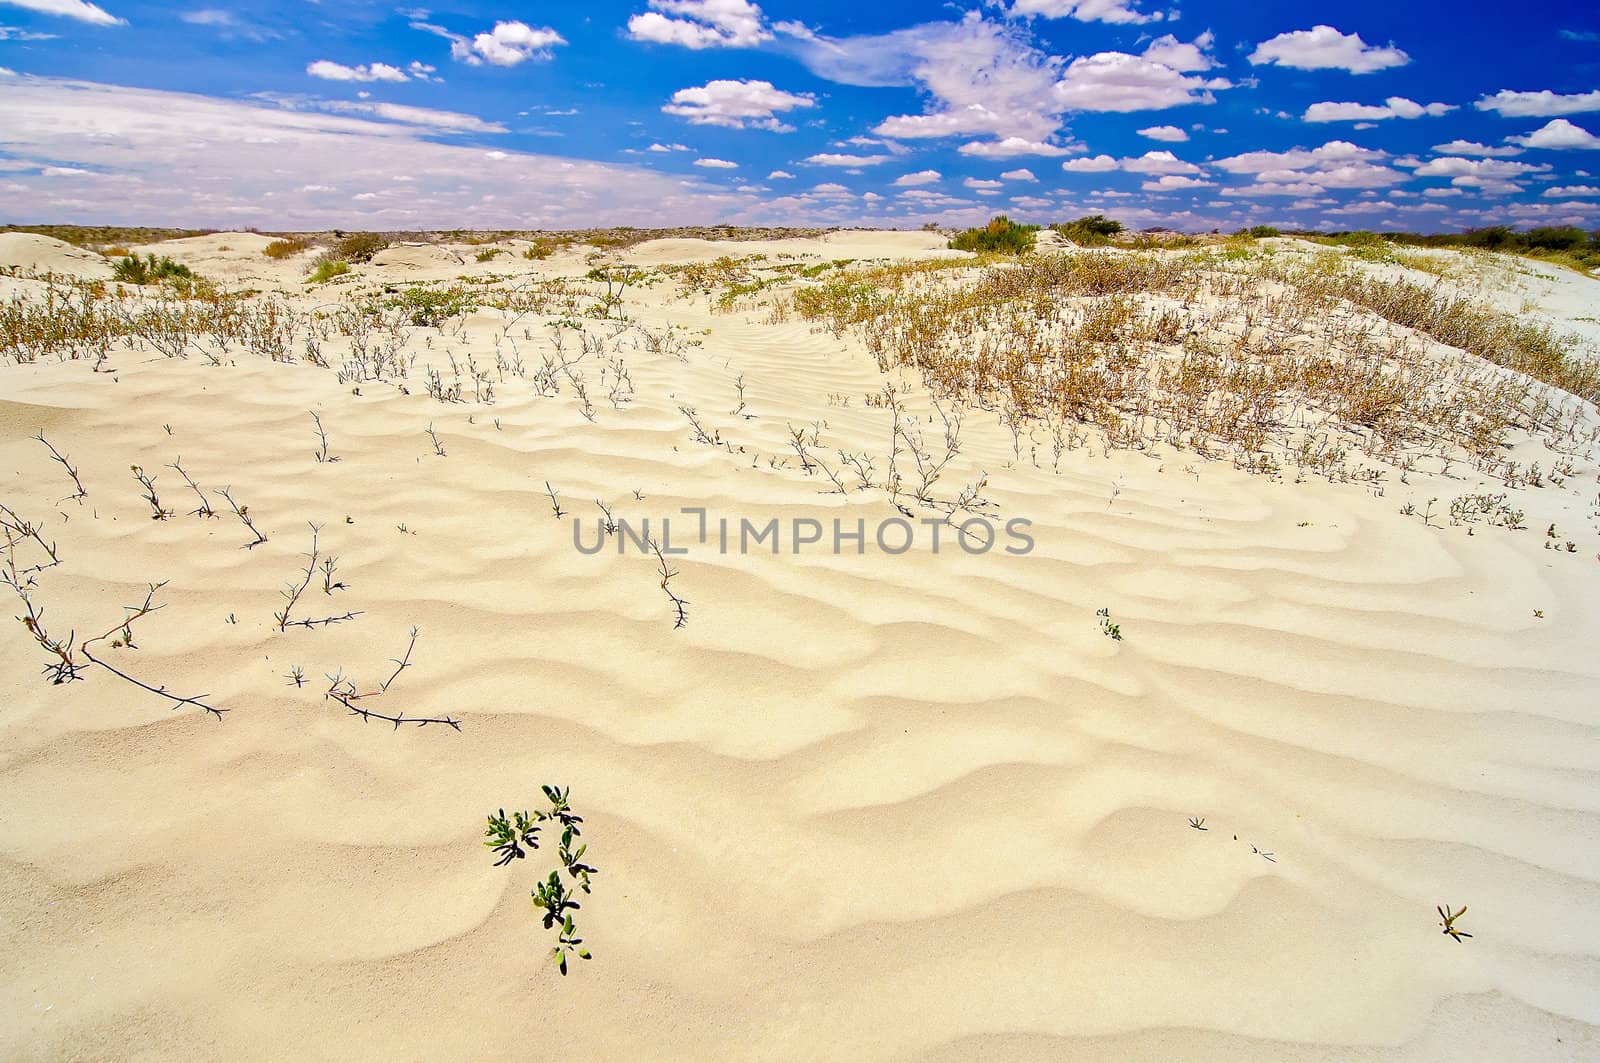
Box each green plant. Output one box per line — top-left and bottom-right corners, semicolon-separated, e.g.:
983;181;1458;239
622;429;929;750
1097;607;1122;641
949;215;1038;255
306;260;350;284
332;232;388;263
484;809;540;865
1437;905;1471;942
488;785;598;975
1052;215;1125;247
113;254;196;286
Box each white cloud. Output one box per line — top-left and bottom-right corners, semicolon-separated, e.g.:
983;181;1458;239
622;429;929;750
964;177;1003;189
0;0;122;25
1008;0;1160;24
1214;140;1385;173
306;60;410;83
1215;141;1407;194
1431;139;1523;158
1061;154;1118;172
693;157;740;168
1137;124;1189;141
806;152;891;166
1544;185;1600;197
662;78;814;131
767;169;795;179
1053;51;1232;112
1142;175;1212;190
1140;32;1216;72
1474;89;1600;117
1249;25;1409;74
627;0;770;49
0;76;774;228
1000;168;1037;181
957;136;1079;157
647;142;690;152
1121;149;1202;174
1414;155;1550;195
893;169;942;186
1303;97;1454;122
414;20;565;66
1507;118;1600;150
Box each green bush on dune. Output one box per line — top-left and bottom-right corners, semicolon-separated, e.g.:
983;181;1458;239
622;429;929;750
948;215;1040;254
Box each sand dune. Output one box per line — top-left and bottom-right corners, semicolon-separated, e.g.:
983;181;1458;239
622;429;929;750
2;232;1599;1060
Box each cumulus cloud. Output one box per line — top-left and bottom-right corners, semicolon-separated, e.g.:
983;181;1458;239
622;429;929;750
1507;118;1600;150
627;0;770;49
1544;184;1600;197
1303;97;1454;122
1053;51;1232;112
1431;139;1523;158
662;79;814;130
1414;155;1551;195
693;157;740;168
957;136;1079;157
1137;124;1188;141
1008;0;1161;25
767;169;795;179
413;19;565;66
1061;154;1118;172
1000;168;1037;181
964;177;1003;189
1142;174;1212;190
1140;31;1216;72
806;152;892;166
1121;150;1202;175
893;170;942;186
1249;25;1409;74
0;0;122;25
306;60;410;83
1474;89;1600;117
1214;140;1406;194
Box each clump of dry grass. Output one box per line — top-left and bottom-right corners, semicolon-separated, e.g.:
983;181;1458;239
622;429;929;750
263;236;312;259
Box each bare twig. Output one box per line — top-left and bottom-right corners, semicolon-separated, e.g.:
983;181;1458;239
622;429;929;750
311;410;340;463
323;627;460;731
131;465;172;520
216;486;268;549
167;457;216;518
34;432;87;504
275;524;362;631
79;582;228;719
649;537;688;629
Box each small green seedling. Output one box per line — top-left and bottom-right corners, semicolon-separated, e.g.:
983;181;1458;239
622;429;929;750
1438;905;1472;942
485;808;540;866
1097;607;1122;641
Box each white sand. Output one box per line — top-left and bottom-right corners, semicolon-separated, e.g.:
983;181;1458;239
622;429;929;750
0;233;114;280
2;233;1599;1060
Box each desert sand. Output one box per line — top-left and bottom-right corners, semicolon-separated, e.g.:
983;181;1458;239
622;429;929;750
2;229;1600;1061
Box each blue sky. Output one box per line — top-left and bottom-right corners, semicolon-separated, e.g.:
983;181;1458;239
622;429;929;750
2;0;1598;231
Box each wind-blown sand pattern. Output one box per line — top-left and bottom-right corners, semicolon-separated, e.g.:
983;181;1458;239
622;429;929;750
3;230;1599;1061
